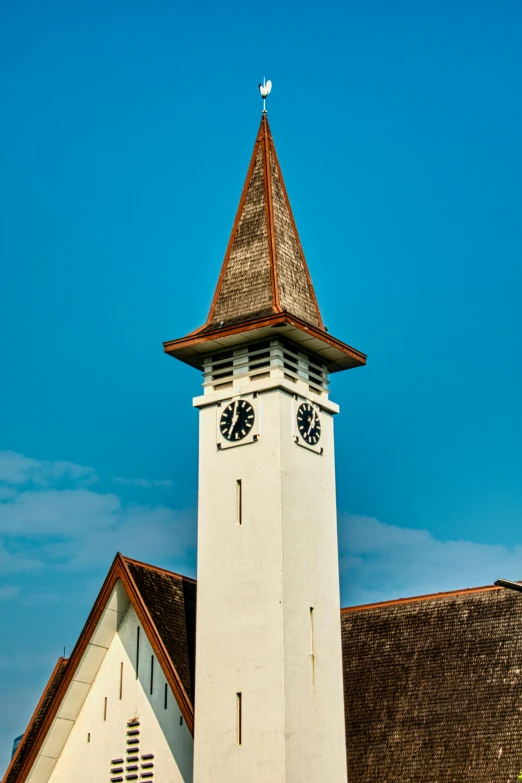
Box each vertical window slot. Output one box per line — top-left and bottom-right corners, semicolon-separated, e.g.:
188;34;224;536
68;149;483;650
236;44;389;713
119;662;123;700
236;692;242;745
310;607;315;655
150;655;154;695
310;607;315;684
136;627;140;679
164;682;168;709
236;479;242;525
104;696;107;720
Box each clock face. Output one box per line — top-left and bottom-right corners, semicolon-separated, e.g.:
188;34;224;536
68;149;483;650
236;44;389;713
220;399;255;442
296;402;321;445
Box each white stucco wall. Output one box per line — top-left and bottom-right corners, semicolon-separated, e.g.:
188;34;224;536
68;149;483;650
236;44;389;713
46;604;193;783
193;375;348;783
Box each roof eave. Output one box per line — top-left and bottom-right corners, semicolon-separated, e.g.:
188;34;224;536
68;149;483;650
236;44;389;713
163;312;366;373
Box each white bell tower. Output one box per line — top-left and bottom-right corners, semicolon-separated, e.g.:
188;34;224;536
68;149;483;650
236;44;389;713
164;112;366;783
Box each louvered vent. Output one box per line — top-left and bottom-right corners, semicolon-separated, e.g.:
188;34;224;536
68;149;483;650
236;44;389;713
203;338;329;391
110;720;155;782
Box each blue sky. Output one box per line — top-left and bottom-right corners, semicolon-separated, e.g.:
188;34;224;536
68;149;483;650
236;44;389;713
1;0;522;770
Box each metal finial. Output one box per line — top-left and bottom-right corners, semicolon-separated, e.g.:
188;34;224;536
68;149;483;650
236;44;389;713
258;77;272;113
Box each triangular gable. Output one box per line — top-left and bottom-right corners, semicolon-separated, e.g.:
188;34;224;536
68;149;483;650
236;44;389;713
3;554;195;783
206;113;323;331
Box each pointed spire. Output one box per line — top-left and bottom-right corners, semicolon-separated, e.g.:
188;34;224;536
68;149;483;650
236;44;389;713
205;114;323;331
164;114;366;375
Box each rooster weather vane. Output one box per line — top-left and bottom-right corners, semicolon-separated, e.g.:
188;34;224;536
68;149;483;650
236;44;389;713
258;78;272;112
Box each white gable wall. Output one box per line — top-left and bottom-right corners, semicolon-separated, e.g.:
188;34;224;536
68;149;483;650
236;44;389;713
41;603;193;783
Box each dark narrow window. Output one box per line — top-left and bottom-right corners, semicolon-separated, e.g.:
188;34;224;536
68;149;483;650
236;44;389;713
87;733;90;743
236;692;242;745
310;607;315;655
136;626;140;679
150;655;154;695
104;696;107;720
164;683;168;709
310;607;315;684
119;662;123;700
236;479;242;525
180;715;183;726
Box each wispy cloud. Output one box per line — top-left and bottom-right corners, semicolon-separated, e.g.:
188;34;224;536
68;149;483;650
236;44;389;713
0;451;97;486
0;489;121;536
0;542;43;574
114;477;173;488
0;451;195;576
339;514;522;607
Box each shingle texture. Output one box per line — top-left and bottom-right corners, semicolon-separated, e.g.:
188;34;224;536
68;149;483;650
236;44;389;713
208;114;322;329
342;587;522;783
4;659;68;783
210;146;273;327
270;155;319;326
127;561;196;703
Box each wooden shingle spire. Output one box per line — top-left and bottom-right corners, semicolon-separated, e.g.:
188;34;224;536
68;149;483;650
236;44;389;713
206;113;323;330
164;114;366;374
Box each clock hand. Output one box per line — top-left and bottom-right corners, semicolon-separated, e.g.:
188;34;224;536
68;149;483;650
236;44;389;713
306;407;316;435
231;400;239;430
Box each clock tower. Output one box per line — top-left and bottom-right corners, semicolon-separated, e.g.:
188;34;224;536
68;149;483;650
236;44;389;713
164;112;365;783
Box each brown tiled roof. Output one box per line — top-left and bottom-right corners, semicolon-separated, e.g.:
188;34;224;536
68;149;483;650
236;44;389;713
4;658;68;783
125;559;196;703
342;585;522;783
205;113;323;332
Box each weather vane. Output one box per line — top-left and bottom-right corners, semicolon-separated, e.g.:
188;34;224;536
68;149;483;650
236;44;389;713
258;78;272;113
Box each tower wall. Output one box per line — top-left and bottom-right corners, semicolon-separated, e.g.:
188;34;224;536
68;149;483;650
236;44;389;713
193;377;348;783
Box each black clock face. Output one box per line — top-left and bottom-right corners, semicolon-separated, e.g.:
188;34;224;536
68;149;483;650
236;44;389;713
220;399;255;442
297;402;321;445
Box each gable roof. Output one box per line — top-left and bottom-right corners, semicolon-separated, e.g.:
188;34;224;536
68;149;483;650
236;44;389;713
3;554;196;783
125;558;196;704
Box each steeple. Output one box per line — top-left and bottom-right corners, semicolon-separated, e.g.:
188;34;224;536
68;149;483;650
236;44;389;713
164;114;366;375
207;113;323;330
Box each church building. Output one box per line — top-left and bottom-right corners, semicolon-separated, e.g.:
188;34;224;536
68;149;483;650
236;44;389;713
4;105;522;783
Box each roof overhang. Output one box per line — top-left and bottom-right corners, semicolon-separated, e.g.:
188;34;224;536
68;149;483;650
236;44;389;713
163;313;366;373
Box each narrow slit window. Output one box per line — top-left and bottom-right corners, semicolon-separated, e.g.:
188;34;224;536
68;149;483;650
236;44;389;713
119;662;123;700
150;655;154;695
180;715;183;726
236;479;242;526
104;696;107;720
236;692;242;745
87;733;90;743
164;682;168;709
310;607;315;656
136;627;140;679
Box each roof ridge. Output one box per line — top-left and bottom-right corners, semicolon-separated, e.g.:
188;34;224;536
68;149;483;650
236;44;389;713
119;554;196;583
341;583;501;613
